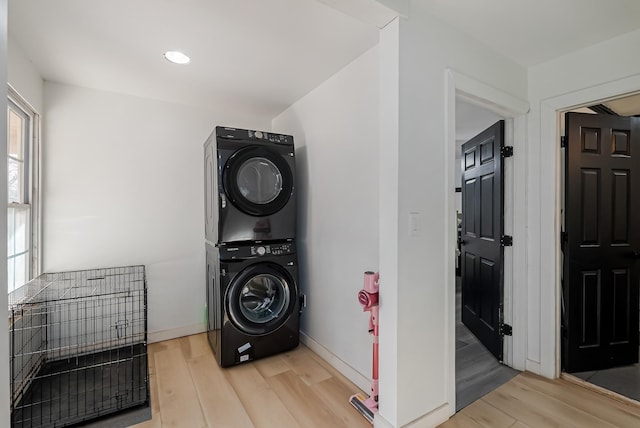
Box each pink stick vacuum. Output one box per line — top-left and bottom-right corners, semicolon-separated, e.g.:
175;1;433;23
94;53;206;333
349;271;379;424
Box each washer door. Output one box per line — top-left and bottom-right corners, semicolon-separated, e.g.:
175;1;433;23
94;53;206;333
226;262;296;335
223;146;293;216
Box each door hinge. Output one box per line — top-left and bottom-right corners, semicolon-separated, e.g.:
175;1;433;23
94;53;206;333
500;323;513;336
500;235;513;246
561;136;567;148
501;146;513;157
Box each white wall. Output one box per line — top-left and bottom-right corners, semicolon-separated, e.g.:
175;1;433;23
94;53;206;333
526;28;640;378
272;46;379;390
42;82;270;341
1;1;10;425
8;36;43;113
378;3;528;426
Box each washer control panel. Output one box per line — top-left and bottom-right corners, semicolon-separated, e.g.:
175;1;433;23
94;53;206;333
251;242;295;256
219;241;296;260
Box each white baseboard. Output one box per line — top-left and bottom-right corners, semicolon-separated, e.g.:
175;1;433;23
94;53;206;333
374;403;451;428
299;332;456;428
148;323;205;343
405;404;451;428
374;414;395;428
525;359;543;376
300;331;370;392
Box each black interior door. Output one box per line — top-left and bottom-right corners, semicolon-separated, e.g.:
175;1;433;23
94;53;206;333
461;120;505;362
563;112;640;373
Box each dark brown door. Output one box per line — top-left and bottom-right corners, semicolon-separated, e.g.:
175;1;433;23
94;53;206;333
461;120;505;362
563;112;640;373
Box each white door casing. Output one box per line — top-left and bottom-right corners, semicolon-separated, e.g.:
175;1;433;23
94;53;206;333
445;69;529;411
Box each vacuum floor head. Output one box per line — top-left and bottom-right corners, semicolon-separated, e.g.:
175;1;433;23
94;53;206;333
349;393;375;424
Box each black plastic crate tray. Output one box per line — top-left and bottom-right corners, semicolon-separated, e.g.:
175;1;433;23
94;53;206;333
12;344;148;428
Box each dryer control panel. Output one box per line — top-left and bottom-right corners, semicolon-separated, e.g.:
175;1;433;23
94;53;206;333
219;242;296;260
216;126;293;146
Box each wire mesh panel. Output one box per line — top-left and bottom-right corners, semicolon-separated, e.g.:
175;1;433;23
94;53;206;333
9;266;149;428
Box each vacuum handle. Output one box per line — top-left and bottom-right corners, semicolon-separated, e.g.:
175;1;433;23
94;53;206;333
364;271;379;293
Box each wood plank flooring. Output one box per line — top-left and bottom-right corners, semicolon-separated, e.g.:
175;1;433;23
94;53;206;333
131;333;640;428
131;333;370;428
440;371;640;428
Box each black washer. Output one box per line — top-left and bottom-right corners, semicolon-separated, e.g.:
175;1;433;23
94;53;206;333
225;262;296;335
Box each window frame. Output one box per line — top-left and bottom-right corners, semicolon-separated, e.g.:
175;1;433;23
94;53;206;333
7;85;41;292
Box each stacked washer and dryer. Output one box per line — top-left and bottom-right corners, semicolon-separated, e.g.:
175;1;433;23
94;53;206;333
204;126;301;367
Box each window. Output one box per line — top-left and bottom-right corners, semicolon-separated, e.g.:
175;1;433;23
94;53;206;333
7;87;40;293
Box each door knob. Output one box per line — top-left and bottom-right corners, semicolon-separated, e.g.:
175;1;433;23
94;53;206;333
632;250;640;259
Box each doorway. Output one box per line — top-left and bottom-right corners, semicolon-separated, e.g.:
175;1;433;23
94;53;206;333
560;93;640;402
446;69;529;413
454;98;518;410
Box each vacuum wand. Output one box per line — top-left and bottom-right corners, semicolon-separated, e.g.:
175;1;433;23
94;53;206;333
349;271;379;424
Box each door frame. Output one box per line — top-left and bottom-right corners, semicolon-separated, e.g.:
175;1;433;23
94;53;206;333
538;75;640;378
445;69;529;410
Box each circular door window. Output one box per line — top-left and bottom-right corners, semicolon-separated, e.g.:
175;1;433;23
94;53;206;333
226;263;295;335
223;146;293;216
237;157;283;204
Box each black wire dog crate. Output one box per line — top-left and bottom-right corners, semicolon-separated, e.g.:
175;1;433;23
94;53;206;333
9;266;149;428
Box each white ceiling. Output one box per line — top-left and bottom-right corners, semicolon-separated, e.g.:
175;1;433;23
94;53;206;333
8;0;640;120
414;0;640;67
603;93;640;116
455;98;503;144
8;0;378;119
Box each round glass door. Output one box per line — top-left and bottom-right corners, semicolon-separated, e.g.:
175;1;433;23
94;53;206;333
237;157;283;204
223;146;293;216
227;263;295;335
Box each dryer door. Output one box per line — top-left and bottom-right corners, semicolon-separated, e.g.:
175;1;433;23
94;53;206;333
226;262;296;335
222;146;293;216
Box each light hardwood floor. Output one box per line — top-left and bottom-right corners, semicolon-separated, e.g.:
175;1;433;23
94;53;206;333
132;333;640;428
131;333;371;428
440;371;640;428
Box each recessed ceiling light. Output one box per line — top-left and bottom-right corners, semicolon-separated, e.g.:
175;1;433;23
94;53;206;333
163;51;191;65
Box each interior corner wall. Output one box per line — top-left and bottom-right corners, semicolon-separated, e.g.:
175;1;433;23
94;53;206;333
378;3;528;426
42;82;271;341
1;0;10;425
8;36;43;113
271;46;380;389
526;28;640;378
378;16;400;428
